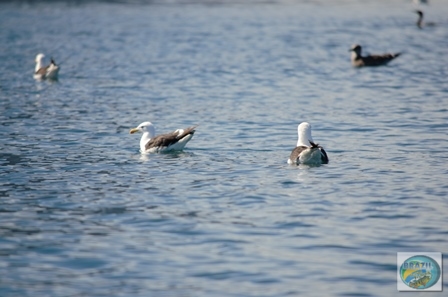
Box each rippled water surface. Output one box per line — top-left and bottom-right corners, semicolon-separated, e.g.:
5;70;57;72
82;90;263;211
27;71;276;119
1;0;448;296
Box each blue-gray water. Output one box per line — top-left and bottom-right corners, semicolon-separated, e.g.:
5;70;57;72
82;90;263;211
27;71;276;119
1;0;448;296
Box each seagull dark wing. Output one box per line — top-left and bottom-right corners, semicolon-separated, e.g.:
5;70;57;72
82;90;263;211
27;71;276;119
289;146;309;164
35;65;49;75
363;53;401;66
319;147;329;164
145;126;196;150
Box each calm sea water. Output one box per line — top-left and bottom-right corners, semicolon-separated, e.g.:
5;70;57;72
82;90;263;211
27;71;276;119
1;0;448;296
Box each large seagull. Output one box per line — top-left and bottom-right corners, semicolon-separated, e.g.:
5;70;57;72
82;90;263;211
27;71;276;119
130;121;197;153
34;53;60;80
288;122;329;166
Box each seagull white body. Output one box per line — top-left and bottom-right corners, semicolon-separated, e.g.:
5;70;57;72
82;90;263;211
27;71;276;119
34;53;60;80
129;121;196;153
287;122;328;165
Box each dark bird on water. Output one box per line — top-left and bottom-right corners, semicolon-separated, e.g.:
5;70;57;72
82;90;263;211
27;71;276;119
415;10;436;29
349;44;401;67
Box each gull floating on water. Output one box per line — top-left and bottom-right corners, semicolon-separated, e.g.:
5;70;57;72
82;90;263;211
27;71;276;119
349;44;401;67
415;10;436;29
34;53;60;80
129;121;197;153
287;122;329;166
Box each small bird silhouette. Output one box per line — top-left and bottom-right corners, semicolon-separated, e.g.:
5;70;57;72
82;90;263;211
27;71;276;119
415;10;436;29
349;44;401;67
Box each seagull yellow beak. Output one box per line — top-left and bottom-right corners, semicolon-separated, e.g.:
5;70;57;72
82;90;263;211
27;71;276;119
129;128;139;134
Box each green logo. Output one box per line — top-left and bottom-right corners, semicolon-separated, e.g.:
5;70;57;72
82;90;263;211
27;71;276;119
400;255;441;290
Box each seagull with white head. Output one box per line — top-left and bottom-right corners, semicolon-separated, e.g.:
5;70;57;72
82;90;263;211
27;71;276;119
129;121;197;153
288;122;329;165
34;53;60;80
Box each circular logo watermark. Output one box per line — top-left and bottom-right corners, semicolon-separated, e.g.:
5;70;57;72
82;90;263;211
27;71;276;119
399;255;441;290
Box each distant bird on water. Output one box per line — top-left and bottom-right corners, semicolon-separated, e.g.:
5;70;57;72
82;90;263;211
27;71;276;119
34;53;60;80
129;121;197;153
415;10;436;29
287;122;328;166
413;0;428;5
349;44;401;67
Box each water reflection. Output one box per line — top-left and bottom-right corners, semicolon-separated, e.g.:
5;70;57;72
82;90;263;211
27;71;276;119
0;153;25;166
